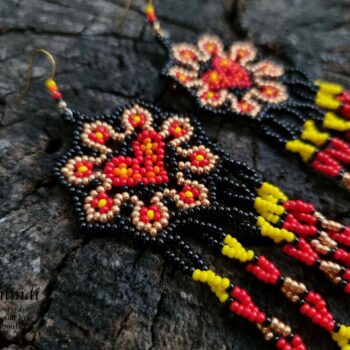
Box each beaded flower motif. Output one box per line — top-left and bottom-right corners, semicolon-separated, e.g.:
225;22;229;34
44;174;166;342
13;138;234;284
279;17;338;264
164;34;288;117
58;103;218;236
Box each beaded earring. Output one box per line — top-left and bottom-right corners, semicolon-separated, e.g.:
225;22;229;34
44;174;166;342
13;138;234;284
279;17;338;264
144;3;350;192
22;49;350;350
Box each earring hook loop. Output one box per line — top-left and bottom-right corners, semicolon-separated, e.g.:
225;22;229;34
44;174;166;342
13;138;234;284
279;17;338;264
18;48;56;101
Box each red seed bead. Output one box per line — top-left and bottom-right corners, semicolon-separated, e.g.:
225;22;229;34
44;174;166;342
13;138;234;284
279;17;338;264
276;338;287;349
337;90;350;103
334;248;350;267
339;104;350;119
342;269;350;280
52;90;62;100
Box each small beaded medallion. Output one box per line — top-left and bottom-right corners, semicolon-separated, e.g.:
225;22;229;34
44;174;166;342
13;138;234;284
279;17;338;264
164;35;288;117
145;5;350;192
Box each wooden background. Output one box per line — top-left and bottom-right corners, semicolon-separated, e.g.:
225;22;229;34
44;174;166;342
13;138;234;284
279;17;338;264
0;0;349;349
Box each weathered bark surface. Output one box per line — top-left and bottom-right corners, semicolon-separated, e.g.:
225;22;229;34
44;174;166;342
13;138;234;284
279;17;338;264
0;0;349;349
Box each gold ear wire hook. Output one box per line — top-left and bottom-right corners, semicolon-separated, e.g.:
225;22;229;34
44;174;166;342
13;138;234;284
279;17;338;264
18;48;56;101
116;0;132;32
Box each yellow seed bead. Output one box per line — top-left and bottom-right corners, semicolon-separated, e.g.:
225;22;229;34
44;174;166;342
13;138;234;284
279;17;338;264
199;271;208;283
145;3;154;14
315;80;343;95
228;248;235;259
184;191;193;198
266;195;278;203
338;339;348;347
221;245;230;256
147;209;155;220
219;293;229;303
192;269;201;281
45;78;57;89
339;339;348;347
332;332;340;341
220;277;230;289
213;276;222;286
231;237;238;245
207;270;216;284
257;216;264;226
133;115;141;123
223;235;232;245
267;213;280;224
78;165;88;172
98;199;107;208
246;250;255;261
285;232;295;242
339;325;349;336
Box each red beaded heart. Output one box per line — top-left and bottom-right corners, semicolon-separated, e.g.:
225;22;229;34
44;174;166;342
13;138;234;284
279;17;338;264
201;56;252;91
104;129;169;187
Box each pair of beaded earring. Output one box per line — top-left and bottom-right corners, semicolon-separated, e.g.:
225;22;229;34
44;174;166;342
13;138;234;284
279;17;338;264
144;3;350;192
22;13;350;350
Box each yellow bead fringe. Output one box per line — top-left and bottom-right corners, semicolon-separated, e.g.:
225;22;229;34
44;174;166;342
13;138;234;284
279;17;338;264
315;91;341;110
192;269;230;303
221;235;255;262
254;197;285;216
257;216;295;243
285;139;317;162
315;80;344;96
301;120;330;146
257;182;288;202
323;112;350;132
255;182;288;224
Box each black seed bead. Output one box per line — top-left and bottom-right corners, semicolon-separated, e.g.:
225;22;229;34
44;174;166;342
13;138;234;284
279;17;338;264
339;280;347;288
263;317;272;327
333;322;341;332
276;276;285;288
272;336;280;344
314;259;321;267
